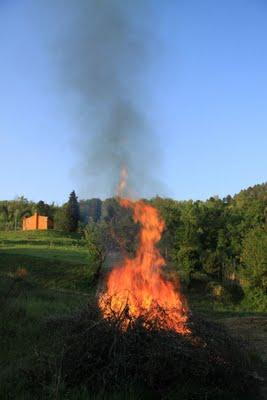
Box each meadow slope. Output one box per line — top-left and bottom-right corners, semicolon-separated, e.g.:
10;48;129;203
0;230;266;399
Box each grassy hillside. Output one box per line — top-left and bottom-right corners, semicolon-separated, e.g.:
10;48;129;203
0;230;92;292
0;230;95;399
0;230;266;399
0;229;86;249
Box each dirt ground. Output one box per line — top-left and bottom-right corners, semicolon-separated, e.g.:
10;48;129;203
220;316;267;399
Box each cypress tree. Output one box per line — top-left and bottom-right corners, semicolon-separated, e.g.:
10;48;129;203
66;190;80;232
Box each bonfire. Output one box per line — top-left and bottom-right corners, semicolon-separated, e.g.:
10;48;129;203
29;169;262;399
98;168;190;334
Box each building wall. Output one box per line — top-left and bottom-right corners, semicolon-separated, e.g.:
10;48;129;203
38;215;48;230
22;213;53;230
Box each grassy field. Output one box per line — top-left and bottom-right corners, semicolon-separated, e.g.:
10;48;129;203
0;230;266;399
0;230;94;399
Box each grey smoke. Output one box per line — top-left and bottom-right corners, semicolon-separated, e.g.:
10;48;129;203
55;0;164;198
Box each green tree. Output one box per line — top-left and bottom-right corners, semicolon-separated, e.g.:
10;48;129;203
241;227;267;290
79;198;102;223
53;205;69;231
65;191;80;232
84;222;107;284
36;200;51;217
0;197;35;230
53;192;80;232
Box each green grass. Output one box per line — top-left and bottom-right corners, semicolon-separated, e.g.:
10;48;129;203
0;230;90;290
0;230;87;261
188;292;267;319
0;230;97;399
0;229;91;290
0;229;83;243
0;246;88;264
0;230;265;399
0;231;160;399
0;276;89;399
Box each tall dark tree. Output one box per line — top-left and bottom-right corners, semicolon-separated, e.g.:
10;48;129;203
36;200;51;216
65;191;80;232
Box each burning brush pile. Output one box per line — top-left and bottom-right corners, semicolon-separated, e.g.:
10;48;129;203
99;196;190;335
39;304;258;399
30;188;261;399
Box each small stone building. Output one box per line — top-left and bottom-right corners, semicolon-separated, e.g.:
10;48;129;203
22;213;53;231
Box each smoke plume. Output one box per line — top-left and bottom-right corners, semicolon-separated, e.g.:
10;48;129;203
56;0;162;198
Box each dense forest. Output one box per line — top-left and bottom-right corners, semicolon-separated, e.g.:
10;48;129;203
1;183;266;310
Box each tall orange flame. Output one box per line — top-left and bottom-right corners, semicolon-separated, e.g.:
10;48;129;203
99;169;190;334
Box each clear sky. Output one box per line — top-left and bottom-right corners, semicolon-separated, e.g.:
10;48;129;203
0;0;266;204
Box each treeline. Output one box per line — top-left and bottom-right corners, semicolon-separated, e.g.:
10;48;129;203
80;183;267;306
1;183;266;306
152;184;267;306
0;197;55;231
0;191;81;233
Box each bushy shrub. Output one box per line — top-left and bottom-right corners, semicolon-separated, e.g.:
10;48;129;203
206;281;244;304
188;271;210;291
240;287;267;312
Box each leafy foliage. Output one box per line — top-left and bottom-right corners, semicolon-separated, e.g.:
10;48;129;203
1;182;266;307
152;183;267;296
36;200;52;217
0;196;34;230
54;191;80;232
241;227;267;290
80;198;102;223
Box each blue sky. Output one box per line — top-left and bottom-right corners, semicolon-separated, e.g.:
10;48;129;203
0;0;266;203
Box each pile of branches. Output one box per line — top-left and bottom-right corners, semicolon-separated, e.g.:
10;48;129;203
31;300;261;399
